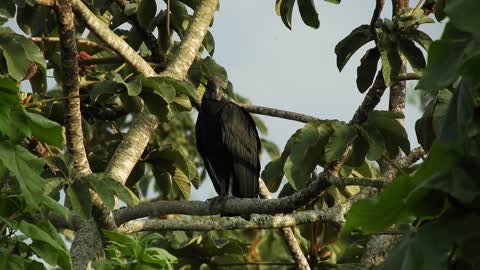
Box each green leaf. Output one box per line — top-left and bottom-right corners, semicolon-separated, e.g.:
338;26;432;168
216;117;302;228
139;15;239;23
444;0;480;35
280;0;295;30
22;107;64;148
368;112;410;157
420;168;480;204
119;93;144;113
398;38;426;72
284;122;335;190
172;167;191;200
356;48;380;93
142;92;171;122
325;124;357;163
342;175;415;234
403;29;432;50
19;221;71;270
345;127;369;167
0;142;68;218
396;7;434;29
379;39;402;86
324;0;340;3
137;0;156;29
89;80;119;102
86;173;139;208
0;75;19;109
359;125;385;161
0;36;29;81
415;90;452;151
0;0;16;18
16;35;46;72
103;230;138;256
439;79;474;144
261;128;302;192
416;39;467;91
335;25;373;71
198;57;228;83
376;213;480;270
141;77;180;103
297;0;320;29
202;30;215;56
261;138;280;159
66;181;92;219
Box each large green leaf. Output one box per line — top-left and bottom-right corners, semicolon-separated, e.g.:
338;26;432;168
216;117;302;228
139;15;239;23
86;173;139;209
0;0;16;18
398;38;426;72
367;112;410;157
198;57;228;83
439;79;474;144
19;221;71;270
444;0;480;35
342;174;415;234
279;0;295;30
0;142;68;218
402;29;432;50
0;36;29;81
415;90;452;151
379;39;402;86
261;129;302;192
335;25;373;71
356;48;380;93
142;92;171;122
137;0;157;29
284;122;335;190
325;124;358;163
376;213;480;270
22;107;64;148
416;39;468;91
66;181;92;219
297;0;320;29
172;167;191;200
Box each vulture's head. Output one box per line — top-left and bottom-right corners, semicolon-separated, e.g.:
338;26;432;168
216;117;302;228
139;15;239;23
204;76;224;101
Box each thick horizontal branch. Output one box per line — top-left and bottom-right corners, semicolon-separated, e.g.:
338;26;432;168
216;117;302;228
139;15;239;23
117;208;340;233
113;175;384;225
116;181;377;233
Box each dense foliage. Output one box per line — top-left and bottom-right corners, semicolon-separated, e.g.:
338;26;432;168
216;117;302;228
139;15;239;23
0;0;479;269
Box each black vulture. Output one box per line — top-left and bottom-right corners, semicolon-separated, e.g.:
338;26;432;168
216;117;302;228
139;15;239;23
195;77;261;199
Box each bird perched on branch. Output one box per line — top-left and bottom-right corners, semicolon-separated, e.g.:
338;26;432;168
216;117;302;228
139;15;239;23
195;77;261;201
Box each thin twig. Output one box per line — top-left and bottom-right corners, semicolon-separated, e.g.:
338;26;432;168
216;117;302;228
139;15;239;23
239;104;331;124
31;37;111;51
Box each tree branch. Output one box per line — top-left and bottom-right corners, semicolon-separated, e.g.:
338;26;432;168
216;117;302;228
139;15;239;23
106;0;219;187
111;0;163;62
113;175;384;225
71;0;157;77
351;71;387;125
32;37;112;51
161;0;218;80
56;0;90;175
370;0;385;30
115;180;378;233
239;104;329;124
259;180;311;270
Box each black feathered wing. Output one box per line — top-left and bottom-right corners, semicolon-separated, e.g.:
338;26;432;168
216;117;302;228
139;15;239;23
195;108;232;196
220;103;261;198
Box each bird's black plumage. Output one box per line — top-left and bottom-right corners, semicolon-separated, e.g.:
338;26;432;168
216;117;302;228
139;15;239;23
195;77;261;199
